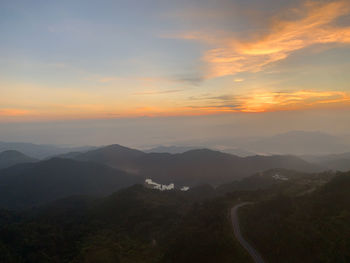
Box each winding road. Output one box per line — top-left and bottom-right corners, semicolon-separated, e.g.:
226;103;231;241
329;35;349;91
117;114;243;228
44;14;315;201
231;202;265;263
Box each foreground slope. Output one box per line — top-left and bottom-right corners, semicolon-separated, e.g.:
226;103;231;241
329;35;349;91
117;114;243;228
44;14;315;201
0;185;251;263
0;158;141;210
240;172;350;263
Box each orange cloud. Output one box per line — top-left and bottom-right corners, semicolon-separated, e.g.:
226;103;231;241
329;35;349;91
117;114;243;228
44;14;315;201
173;0;350;78
0;108;33;117
183;90;350;114
135;90;350;115
233;90;350;112
1;91;349;122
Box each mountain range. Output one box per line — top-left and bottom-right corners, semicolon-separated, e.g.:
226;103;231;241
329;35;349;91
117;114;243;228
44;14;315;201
61;145;322;185
3;137;350;211
0;143;325;210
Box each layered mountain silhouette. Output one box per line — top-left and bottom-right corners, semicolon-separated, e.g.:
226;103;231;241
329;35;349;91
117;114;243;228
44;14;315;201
0;158;141;209
0;143;327;209
62;144;322;186
0;141;95;159
0;150;37;169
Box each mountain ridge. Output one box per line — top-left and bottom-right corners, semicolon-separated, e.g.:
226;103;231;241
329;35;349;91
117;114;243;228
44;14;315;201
0;157;142;210
0;150;37;169
63;144;323;186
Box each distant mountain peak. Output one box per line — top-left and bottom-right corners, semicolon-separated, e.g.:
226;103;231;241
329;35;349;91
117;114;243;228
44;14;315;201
94;144;145;153
0;150;37;170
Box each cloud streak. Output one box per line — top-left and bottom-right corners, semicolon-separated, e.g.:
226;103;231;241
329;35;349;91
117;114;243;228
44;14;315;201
1;90;349;121
187;90;350;113
170;0;350;78
0;108;33;117
238;90;350;112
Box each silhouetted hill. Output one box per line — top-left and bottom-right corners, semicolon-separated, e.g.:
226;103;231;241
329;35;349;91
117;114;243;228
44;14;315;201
220;147;256;157
68;146;322;186
135;150;321;185
0;141;95;159
0;150;37;169
145;145;196;154
75;144;146;173
134;149;242;185
0;158;141;210
146;145;255;157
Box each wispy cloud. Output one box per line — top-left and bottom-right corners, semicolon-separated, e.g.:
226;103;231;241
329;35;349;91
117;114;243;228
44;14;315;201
168;0;350;78
238;90;350;112
189;90;350;113
1;90;348;121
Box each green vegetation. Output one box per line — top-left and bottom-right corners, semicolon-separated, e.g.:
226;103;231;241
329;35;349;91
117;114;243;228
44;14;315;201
0;185;251;263
163;198;251;263
240;172;350;263
0;152;347;263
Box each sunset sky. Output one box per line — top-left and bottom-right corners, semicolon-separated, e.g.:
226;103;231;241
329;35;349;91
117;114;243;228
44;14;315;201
1;0;350;145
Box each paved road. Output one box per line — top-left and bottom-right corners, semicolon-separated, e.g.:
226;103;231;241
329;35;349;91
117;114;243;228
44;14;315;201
231;202;265;263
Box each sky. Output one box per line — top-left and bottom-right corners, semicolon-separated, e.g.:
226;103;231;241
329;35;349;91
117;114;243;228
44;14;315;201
1;0;350;146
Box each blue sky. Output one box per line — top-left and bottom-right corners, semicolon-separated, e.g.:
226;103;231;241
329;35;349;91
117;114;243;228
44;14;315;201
0;0;350;145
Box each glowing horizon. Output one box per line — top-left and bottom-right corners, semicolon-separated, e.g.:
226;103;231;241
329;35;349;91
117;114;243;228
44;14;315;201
1;0;350;121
